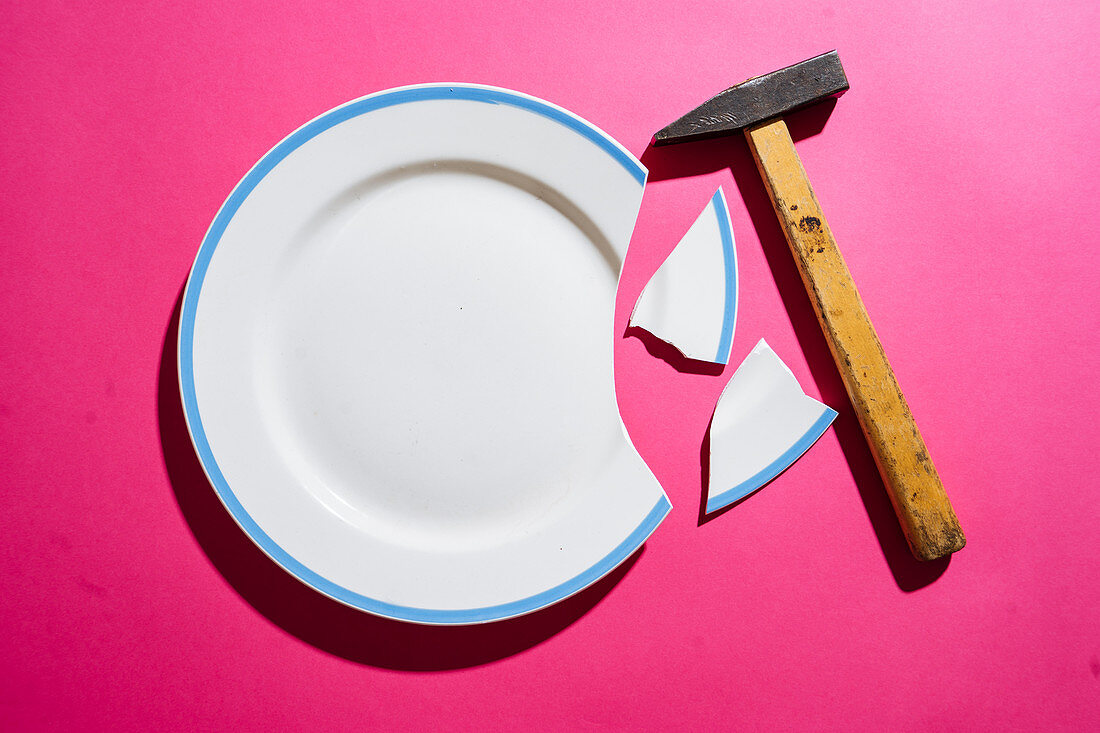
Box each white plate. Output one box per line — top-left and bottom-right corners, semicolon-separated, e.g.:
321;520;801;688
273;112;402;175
179;84;670;624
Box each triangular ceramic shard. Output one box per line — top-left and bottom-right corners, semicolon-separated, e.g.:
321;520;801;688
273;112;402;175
706;339;838;514
629;188;737;364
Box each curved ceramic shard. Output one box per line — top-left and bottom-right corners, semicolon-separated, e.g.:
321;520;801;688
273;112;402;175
706;339;837;514
629;188;737;364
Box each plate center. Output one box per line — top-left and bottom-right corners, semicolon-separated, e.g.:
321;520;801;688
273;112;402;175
256;163;622;551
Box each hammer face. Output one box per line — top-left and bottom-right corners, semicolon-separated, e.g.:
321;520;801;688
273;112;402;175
653;50;849;146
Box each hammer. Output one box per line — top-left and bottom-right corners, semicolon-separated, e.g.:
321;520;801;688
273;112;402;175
654;51;965;561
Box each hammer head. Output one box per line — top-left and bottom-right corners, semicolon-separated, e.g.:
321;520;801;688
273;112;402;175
653;51;848;146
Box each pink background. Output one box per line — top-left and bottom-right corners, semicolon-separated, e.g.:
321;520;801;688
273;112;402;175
3;0;1098;729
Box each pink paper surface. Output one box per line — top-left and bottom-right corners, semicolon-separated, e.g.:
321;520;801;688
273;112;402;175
3;0;1099;729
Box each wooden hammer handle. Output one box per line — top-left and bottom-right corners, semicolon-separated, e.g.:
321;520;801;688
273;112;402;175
745;119;965;561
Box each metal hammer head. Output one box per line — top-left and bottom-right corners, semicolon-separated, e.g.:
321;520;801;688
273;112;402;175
653;51;848;146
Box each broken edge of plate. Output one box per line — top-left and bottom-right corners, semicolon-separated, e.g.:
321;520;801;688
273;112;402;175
705;339;837;514
629;187;737;365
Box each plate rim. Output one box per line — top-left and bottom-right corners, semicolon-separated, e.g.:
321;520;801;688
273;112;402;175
177;82;669;625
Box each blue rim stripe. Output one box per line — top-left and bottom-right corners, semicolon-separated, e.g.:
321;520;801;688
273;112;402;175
705;407;838;514
712;188;737;365
179;84;661;624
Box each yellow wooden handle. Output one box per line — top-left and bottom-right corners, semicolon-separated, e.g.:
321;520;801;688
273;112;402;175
745;119;965;561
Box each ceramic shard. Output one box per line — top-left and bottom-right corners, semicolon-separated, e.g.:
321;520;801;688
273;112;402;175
706;339;837;514
629;188;737;364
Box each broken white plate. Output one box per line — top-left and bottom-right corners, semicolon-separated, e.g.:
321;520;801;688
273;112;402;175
179;84;670;624
629;188;737;364
706;340;837;514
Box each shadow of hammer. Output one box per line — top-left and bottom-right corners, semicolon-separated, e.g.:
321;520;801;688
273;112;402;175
654;51;965;561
